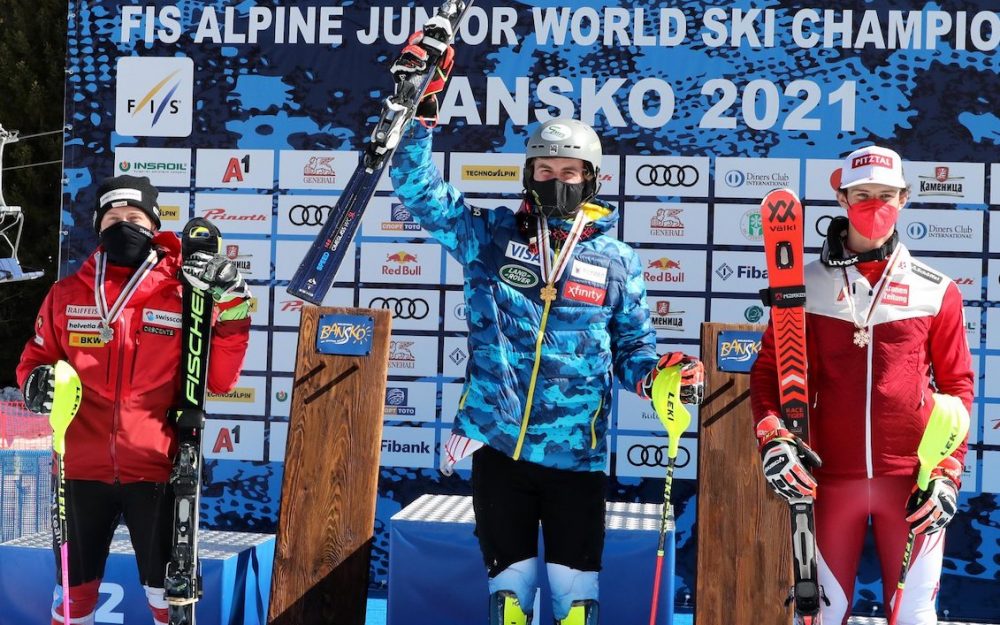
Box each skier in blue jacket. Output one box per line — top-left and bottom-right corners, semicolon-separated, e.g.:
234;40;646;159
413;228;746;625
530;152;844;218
388;30;704;625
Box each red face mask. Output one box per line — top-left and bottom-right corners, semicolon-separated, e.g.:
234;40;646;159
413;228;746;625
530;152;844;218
847;198;899;240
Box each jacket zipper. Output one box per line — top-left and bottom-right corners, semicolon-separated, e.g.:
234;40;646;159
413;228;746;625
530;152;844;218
590;398;602;449
111;318;126;481
512;297;554;460
864;326;874;479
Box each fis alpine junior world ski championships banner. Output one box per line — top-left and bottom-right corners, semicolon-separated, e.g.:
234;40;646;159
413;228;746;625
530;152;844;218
58;0;1000;618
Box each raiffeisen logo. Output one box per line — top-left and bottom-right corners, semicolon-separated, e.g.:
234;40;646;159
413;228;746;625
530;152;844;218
116;57;193;137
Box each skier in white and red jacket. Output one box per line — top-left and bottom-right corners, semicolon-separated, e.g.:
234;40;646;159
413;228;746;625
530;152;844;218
750;146;973;625
17;174;251;625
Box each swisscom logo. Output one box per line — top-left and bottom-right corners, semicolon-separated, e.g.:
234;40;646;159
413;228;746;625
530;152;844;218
115;57;194;137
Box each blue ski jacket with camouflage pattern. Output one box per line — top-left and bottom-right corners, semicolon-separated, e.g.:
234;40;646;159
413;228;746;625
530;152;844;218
390;123;659;472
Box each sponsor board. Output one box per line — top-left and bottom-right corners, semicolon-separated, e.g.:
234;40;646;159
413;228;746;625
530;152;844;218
380;426;436;469
358;242;441;285
202;419;265;461
986;259;1000;302
964;306;981;347
897;209;983;253
616;390;700;432
714;157;799;199
985;308;1000;350
445;253;464;287
635;248;707;292
388;335;440;377
449;152;524;194
274;239;356;283
271;286;353;327
804;159;842;202
442;336;471;378
622;202;709;245
710;251;770;293
992;164;1000;206
972;354;981;398
276;194;339;235
914;256;982;301
206;374;267;416
269;422;288;462
194;193;273;234
271;376;293;418
377;151;446;192
444;289;469;332
712;204;766;247
595;155;621;199
115;56;193;137
383;381;437;423
645;296;705;340
114;147;191;188
982;404;1000;447
195;149;274;188
804;205;845;249
709;297;768;325
278;150;356;190
361;288;439;332
908;161;985;205
269;330;299;373
982;450;1000;494
219;239;271;281
960;453;978;494
360;196;431;239
440;383;464;424
243;331;270;375
157;192;189;226
623;156;709;197
615;434;698;480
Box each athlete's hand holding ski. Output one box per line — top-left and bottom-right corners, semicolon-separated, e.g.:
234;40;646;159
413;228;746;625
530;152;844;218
755;414;821;502
638;352;705;405
180;251;251;321
390;25;456;124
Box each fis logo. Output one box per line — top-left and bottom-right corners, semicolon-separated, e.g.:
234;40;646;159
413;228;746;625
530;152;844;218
116;57;193;137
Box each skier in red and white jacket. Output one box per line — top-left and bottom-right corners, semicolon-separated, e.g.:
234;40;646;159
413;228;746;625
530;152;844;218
16;175;251;625
750;146;973;625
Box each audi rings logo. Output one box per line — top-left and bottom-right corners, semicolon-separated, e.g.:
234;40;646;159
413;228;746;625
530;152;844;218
627;444;690;468
289;204;334;226
635;164;699;187
368;297;429;320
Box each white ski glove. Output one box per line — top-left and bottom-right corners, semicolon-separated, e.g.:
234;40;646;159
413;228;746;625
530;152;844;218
906;456;961;535
755;415;821;502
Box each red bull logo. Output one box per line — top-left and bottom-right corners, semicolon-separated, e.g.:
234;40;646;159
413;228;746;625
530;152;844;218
386;251;418;263
648;257;682;270
383;251;421;276
645;257;684;283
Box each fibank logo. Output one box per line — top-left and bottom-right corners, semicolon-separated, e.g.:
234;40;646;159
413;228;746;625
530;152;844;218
115;57;193;137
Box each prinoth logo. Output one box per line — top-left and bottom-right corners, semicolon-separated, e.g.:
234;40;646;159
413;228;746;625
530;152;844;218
224;245;252;271
202;207;267;222
207;387;255;402
389;340;416;369
118;160;188;174
382;202;421;232
650;208;684;237
383;251;422;276
650;300;684;331
280;299;304;313
918;166;964;198
645;257;684;283
461;165;519;181
303;156;336;184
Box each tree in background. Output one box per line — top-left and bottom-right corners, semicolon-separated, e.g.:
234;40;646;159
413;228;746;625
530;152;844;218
0;0;66;388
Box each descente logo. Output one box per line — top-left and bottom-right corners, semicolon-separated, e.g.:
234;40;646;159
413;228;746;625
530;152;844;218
461;165;519;181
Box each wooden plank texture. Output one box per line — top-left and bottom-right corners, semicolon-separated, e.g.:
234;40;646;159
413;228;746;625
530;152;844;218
268;307;391;625
696;322;792;625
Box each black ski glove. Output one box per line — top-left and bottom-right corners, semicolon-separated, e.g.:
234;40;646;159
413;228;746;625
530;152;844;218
180;251;252;321
390;18;456;122
22;364;55;414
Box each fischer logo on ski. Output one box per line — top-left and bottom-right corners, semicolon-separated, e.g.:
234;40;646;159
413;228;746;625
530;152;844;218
287;0;474;305
759;188;828;623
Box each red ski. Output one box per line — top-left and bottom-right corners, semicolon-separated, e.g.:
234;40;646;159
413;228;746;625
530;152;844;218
759;188;826;624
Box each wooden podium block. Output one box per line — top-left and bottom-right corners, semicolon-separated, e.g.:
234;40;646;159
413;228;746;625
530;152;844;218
268;307;391;625
696;322;792;625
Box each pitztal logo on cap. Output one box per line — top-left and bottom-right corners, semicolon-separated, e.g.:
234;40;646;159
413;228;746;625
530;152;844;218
852;154;894;169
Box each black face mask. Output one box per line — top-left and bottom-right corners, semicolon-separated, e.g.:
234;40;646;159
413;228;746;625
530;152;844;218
527;179;587;219
99;221;154;267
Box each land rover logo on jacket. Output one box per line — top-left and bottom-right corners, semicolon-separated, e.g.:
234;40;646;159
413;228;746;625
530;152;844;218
499;264;539;288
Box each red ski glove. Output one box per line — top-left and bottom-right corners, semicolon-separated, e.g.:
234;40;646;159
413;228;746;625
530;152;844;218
905;455;962;535
390;24;456;123
637;352;705;405
755;415;821;502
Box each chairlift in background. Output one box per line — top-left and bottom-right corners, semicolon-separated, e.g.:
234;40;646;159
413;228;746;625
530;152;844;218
0;124;43;284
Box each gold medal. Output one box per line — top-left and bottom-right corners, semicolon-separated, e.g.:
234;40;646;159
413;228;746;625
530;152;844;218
540;284;557;302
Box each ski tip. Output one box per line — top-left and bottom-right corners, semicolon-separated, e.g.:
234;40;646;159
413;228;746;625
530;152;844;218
763;187;801;202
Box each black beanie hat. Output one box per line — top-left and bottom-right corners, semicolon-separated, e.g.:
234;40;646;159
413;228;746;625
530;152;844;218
93;174;161;233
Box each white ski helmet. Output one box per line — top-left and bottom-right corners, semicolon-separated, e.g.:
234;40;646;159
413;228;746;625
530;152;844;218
523;118;602;190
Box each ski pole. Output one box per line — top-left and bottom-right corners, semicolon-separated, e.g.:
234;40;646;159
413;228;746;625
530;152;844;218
648;365;691;625
887;393;969;625
49;360;82;625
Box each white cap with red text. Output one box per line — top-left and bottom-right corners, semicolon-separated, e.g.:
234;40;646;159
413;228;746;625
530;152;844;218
839;145;907;189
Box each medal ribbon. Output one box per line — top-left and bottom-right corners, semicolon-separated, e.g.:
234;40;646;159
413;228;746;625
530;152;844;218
840;246;902;338
535;211;588;288
94;250;158;340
